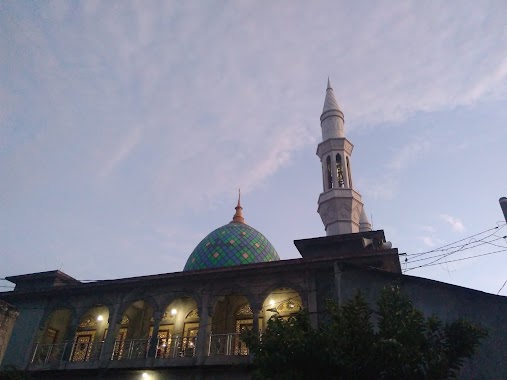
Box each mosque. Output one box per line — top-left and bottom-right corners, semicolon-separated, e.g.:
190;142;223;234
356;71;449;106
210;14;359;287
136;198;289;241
0;81;505;379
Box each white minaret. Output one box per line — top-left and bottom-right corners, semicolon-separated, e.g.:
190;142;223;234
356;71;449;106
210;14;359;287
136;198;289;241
317;78;371;235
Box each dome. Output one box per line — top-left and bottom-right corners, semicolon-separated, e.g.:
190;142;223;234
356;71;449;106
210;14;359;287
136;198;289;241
183;195;280;271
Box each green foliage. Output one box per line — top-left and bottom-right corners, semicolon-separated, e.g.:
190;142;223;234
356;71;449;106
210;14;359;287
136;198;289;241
242;285;488;380
242;311;316;380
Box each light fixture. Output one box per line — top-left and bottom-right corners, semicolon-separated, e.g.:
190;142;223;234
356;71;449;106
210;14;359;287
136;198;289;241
269;300;275;306
171;308;177;316
288;300;295;309
97;315;104;321
142;373;149;379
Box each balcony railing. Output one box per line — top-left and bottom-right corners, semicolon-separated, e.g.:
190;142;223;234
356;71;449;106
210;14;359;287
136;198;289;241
31;343;67;364
69;340;104;362
207;333;249;356
30;333;246;366
111;339;149;360
155;335;197;358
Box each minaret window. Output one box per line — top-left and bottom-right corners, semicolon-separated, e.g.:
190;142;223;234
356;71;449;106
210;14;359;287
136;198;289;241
346;157;352;188
336;154;345;188
326;156;333;190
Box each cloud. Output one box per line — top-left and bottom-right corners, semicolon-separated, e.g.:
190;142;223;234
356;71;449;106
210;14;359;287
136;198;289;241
420;225;436;233
419;236;436;247
3;1;506;209
387;139;431;172
99;127;143;179
440;214;465;232
360;137;431;200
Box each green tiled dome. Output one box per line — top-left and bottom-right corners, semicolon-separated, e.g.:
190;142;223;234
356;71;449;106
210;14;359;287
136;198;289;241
183;222;280;271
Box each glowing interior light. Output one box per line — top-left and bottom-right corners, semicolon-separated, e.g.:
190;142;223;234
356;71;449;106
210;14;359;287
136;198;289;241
269;300;275;306
171;308;177;315
97;315;104;321
142;373;149;379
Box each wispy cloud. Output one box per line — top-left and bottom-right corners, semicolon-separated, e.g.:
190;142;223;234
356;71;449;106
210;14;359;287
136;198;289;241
3;1;506;208
360;137;431;200
440;214;465;232
387;139;431;172
99;127;143;179
419;236;436;247
420;225;436;233
1;1;506;285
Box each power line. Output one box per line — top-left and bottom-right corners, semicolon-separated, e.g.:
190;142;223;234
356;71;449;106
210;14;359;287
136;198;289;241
404;223;506;258
497;279;507;295
403;235;507;265
404;247;507;272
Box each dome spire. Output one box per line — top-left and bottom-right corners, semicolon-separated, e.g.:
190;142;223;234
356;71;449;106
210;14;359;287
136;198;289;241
231;189;245;224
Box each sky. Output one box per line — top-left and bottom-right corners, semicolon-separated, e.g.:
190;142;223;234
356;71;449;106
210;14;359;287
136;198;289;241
1;1;506;296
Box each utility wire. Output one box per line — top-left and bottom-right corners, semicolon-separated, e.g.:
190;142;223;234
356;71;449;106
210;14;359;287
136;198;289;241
497;279;507;295
404;224;506;258
404;236;507;265
404;247;507;272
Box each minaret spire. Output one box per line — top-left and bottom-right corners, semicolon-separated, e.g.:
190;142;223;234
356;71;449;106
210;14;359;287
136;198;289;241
316;78;370;235
321;77;344;140
231;189;245;224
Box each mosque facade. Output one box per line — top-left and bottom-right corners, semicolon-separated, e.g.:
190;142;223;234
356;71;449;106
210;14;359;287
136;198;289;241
1;82;506;380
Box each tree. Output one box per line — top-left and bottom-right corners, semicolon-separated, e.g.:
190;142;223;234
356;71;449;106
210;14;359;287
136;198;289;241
242;285;487;380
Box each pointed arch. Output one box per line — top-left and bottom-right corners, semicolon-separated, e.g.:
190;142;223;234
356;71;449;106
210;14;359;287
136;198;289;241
70;305;109;362
336;153;344;188
326;155;333;190
346;156;352;188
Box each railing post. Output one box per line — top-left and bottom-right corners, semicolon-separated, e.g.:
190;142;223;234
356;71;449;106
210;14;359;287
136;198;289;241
60;342;67;363
145;339;150;359
127;340;133;360
30;343;39;364
68;342;75;362
110;341;116;360
45;344;52;363
172;336;179;358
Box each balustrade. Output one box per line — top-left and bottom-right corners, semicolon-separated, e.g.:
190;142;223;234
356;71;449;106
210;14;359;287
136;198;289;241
155;335;197;358
207;333;248;356
30;343;67;364
69;340;103;362
30;332;247;367
111;339;149;360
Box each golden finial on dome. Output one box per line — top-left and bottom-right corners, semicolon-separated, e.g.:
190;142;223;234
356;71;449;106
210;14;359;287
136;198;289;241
231;189;245;224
